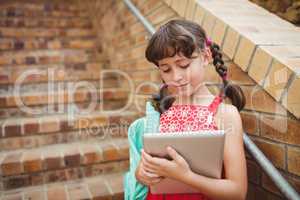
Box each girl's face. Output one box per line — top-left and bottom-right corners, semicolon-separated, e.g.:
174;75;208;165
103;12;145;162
157;48;211;98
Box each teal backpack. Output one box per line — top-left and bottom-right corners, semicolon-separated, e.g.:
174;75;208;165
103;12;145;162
123;101;160;200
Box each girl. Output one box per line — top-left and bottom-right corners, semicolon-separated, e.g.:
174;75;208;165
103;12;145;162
124;19;248;200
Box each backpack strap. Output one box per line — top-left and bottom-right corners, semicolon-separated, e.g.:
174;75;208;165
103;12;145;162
145;101;161;134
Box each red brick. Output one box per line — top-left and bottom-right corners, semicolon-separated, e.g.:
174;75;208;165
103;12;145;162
60;120;74;131
0;97;6;107
101;143;120;161
23;151;42;173
113;140;129;160
260;114;300;145
106;174;124;199
47;184;67;200
87;178;111;199
44;149;62;170
3;175;30;190
83;162;119;177
227;62;256;85
242;86;287;115
67;183;91;200
286;175;300;195
1;192;23;200
252;138;285;169
1;153;23;175
80;144;103;165
63;146;81;167
246;160;261;185
240;111;259;135
64;167;83;181
39;119;60;133
44;169;67;183
23;188;45;200
262;172;284;197
23;122;39;135
4;124;22;137
287;146;300;176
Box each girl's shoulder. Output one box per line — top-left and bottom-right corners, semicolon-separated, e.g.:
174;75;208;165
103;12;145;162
215;103;242;125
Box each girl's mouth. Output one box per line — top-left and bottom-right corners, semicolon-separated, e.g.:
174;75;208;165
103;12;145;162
178;83;188;87
167;82;189;87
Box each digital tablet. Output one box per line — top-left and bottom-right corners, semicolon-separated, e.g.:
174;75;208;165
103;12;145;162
143;130;225;194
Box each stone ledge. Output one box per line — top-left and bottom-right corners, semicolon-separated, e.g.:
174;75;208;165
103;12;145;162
164;0;300;119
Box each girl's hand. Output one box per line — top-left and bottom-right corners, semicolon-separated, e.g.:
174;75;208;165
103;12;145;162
135;156;164;186
141;147;191;182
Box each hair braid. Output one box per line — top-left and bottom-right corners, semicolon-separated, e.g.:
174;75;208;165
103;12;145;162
209;42;245;111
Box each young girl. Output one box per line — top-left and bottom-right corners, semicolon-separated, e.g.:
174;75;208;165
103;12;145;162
124;19;248;200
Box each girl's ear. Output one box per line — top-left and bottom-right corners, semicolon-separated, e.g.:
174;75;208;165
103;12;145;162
202;47;212;66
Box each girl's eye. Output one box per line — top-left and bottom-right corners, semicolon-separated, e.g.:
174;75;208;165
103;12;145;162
162;68;170;73
181;64;190;68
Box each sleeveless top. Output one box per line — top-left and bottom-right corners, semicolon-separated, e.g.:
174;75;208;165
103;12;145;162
146;95;225;200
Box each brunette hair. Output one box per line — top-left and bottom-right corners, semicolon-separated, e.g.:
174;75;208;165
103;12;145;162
145;19;245;114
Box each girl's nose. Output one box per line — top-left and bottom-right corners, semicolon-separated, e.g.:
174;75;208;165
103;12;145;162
173;70;184;82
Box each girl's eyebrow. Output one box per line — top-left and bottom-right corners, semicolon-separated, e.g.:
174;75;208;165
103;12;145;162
175;58;185;63
159;57;188;67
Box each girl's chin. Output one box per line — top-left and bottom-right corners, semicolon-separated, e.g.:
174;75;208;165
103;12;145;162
176;88;194;97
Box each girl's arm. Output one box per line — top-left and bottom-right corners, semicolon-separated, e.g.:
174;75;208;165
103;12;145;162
182;104;248;200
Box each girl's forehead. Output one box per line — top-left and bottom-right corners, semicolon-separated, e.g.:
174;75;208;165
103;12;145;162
158;52;200;66
158;54;184;66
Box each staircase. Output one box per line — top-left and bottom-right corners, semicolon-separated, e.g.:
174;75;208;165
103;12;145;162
0;1;134;199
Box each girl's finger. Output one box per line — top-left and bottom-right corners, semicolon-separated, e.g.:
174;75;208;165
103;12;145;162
151;177;163;184
141;168;159;178
141;155;160;172
142;150;165;166
143;168;160;178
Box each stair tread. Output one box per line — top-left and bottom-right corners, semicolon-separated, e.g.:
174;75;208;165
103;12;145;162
0;138;129;176
0;87;128;98
0;3;89;19
0;2;88;12
0;27;96;39
0;171;125;199
0;37;97;51
0;77;118;93
0;48;93;56
0;109;137;124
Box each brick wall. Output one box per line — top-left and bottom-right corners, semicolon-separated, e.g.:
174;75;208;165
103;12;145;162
81;0;300;199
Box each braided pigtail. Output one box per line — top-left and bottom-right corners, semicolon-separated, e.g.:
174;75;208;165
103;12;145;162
208;40;246;111
150;83;176;114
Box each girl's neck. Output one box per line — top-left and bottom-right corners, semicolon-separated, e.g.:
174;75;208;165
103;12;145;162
173;86;215;106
